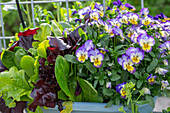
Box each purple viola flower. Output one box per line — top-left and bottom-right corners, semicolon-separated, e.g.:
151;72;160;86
99;46;109;54
141;16;152;26
116;82;126;99
160;13;170;22
72;11;77;15
104;23;114;37
94;2;104;12
159;41;170;53
98;19;105;26
119;14;129;24
107;19;121;27
122;58;136;73
76;45;88;63
75;40;94;63
75;19;81;23
90;10;100;21
126;47;145;64
84;40;94;51
137;33;155;52
130;29;146;43
78;6;91;19
62;28;69;36
89;49;104;68
106;82;112;89
147;74;157;84
112;26;125;41
140;8;149;16
163;59;169;66
125;3;136;11
117;54;129;66
126;47;140;56
113;0;123;6
107;7;112;10
128;13;139;25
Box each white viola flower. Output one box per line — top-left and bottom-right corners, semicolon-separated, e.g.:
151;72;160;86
161;80;169;90
142;87;151;95
90;10;100;21
155;67;168;76
142;16;152;26
106;82;112;89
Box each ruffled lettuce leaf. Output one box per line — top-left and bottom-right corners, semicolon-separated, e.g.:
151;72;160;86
0;67;32;107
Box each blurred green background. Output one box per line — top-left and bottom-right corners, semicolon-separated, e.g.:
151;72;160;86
0;0;170;36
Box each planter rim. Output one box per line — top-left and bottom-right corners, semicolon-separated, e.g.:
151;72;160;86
44;96;158;112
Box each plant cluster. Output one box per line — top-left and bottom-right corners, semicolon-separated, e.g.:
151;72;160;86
0;0;170;113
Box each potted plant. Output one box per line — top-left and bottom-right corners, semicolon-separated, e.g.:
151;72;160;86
0;0;170;113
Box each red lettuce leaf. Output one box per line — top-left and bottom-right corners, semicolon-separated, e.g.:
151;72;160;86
0;97;26;113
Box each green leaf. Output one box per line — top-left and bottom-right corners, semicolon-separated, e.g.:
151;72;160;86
117;50;126;55
52;20;63;37
86;27;93;36
94;32;97;38
59;22;72;29
159;55;170;62
37;40;50;58
85;61;97;74
32;42;40;49
0;67;31;105
111;74;121;81
1;50;17;69
105;100;114;108
147;59;158;72
114;45;126;52
33;23;51;42
137;80;143;88
58;90;68;100
102;87;114;96
116;97;120;105
64;55;78;64
14;49;27;68
149;51;155;57
136;100;149;105
99;35;110;46
55;55;71;97
78;77;103;102
28;48;37;57
146;95;155;108
78;28;88;40
167;107;170;112
27;106;43;113
20;55;35;77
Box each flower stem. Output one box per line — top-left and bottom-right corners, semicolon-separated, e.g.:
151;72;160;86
57;3;60;22
131;99;135;113
26;0;32;27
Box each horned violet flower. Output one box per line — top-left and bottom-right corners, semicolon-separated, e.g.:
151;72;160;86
137;33;155;52
126;47;145;64
89;49;104;68
76;40;94;63
147;74;157;84
116;82;127;99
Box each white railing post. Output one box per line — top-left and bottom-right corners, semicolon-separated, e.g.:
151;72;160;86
0;1;6;50
141;0;144;9
31;0;35;28
103;0;105;13
66;0;69;23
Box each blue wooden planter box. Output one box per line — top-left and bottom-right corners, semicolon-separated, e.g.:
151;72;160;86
41;97;158;113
